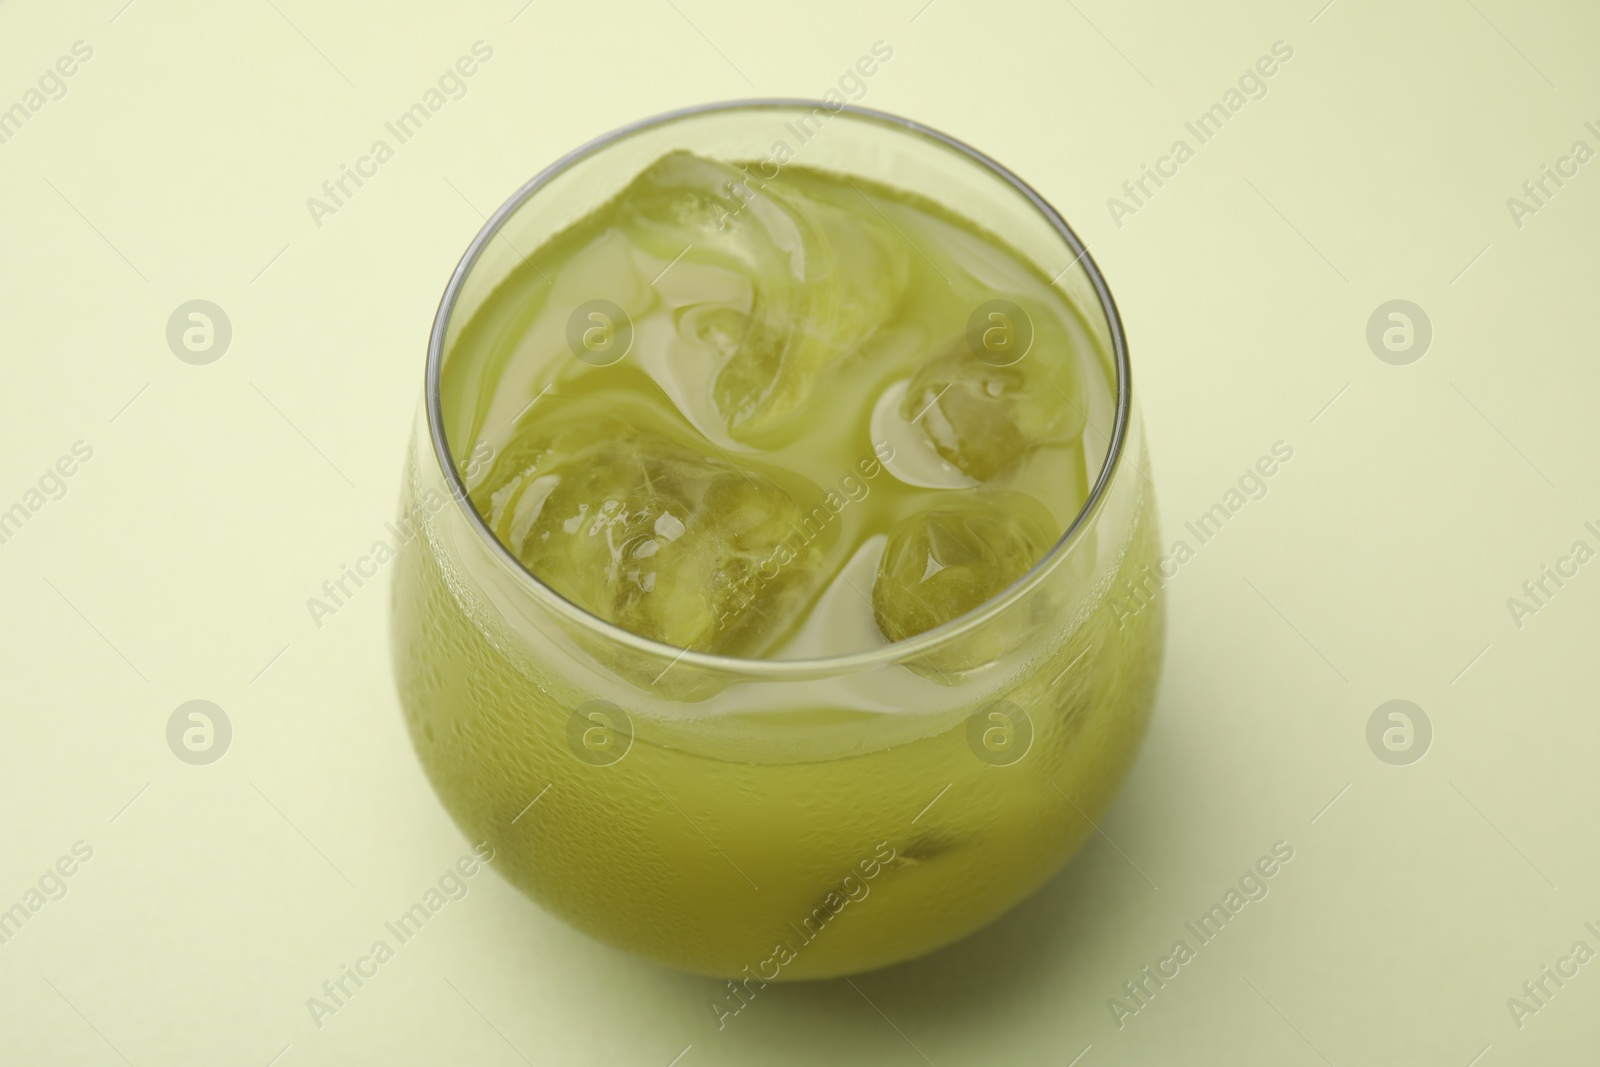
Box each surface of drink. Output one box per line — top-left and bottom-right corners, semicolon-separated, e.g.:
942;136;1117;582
443;152;1108;662
394;136;1164;980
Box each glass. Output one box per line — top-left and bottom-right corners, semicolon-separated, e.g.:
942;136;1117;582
391;100;1164;982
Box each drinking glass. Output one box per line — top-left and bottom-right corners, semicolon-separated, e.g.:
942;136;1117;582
391;100;1163;981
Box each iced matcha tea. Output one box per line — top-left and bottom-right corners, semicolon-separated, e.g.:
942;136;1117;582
392;104;1162;981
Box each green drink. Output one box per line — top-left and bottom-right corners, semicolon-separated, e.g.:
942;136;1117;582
392;104;1162;982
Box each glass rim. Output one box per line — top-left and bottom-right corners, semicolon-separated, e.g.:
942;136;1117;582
425;98;1133;679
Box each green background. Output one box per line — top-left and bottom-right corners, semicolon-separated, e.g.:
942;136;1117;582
2;0;1596;1063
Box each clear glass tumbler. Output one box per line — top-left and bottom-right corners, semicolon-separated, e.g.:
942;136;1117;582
390;101;1163;982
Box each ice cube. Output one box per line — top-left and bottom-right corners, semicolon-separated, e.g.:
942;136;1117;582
474;412;822;657
871;493;1058;644
616;152;909;443
616;151;784;269
900;317;1088;482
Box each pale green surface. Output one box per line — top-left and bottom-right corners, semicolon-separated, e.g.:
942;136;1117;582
1;0;1597;1064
